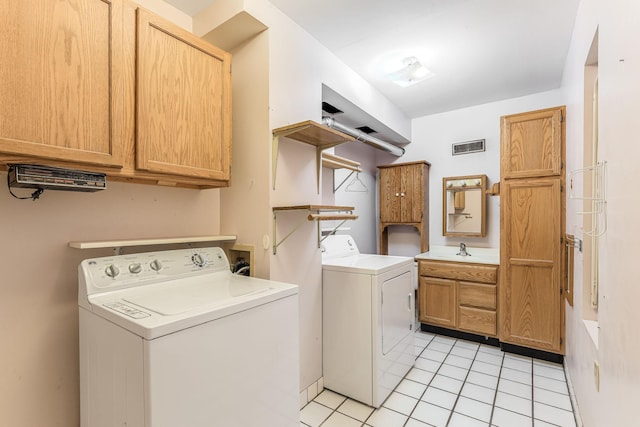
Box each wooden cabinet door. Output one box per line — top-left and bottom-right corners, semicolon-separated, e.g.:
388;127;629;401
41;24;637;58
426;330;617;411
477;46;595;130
379;166;401;223
501;107;564;179
419;276;456;328
500;178;563;352
0;0;124;167
136;9;231;181
401;163;425;223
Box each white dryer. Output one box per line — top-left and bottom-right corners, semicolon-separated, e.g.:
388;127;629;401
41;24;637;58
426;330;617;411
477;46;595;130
321;235;415;407
78;247;299;427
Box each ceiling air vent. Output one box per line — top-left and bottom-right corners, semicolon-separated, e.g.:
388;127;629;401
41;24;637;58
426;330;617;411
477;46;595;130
452;139;485;156
355;125;377;134
322;102;344;115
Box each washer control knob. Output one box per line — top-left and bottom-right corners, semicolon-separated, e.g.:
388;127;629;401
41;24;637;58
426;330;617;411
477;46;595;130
149;259;163;271
128;263;142;274
192;253;206;267
105;264;120;278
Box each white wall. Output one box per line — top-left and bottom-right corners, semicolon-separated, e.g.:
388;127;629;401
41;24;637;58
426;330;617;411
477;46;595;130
194;0;412;393
562;0;640;425
383;90;563;256
0;180;220;426
0;3;218;426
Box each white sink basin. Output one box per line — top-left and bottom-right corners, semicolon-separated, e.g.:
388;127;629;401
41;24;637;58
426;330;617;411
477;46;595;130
415;245;499;265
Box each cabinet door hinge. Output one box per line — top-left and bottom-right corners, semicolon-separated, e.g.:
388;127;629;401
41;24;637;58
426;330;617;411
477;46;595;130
560;236;564;244
560;113;564;123
560;337;563;345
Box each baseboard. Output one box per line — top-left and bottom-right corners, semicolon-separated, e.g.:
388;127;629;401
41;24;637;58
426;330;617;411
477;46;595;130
419;323;564;364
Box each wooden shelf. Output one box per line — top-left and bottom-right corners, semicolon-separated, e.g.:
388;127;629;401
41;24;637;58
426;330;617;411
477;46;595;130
69;235;237;252
272;120;356;193
272;205;356;254
273;121;354;148
321;152;361;172
272;204;355;212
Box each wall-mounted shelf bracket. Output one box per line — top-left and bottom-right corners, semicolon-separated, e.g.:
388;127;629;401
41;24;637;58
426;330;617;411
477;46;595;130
272;121;355;193
272;205;357;254
321;152;365;193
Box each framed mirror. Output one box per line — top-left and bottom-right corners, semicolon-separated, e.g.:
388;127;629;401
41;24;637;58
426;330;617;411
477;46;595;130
442;174;487;237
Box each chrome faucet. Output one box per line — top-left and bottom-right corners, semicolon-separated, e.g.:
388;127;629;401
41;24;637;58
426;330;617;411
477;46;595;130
457;242;470;256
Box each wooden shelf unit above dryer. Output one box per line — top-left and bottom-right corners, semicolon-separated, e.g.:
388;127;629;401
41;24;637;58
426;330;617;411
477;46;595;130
272;121;355;193
272;205;357;254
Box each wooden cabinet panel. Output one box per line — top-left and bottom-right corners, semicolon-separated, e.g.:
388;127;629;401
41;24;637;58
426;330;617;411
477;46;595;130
458;307;496;336
402;163;425;223
501;107;564;179
0;0;124;167
419;277;456;328
379;166;401;223
458;282;496;310
136;9;231;180
501;178;562;352
419;261;497;284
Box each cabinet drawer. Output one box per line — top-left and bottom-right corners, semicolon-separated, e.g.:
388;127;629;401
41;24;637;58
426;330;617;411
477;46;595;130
419;261;497;284
458;282;496;310
458;307;496;336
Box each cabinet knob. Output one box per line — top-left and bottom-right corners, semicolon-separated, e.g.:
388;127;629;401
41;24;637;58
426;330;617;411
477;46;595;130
401;192;405;197
395;192;400;197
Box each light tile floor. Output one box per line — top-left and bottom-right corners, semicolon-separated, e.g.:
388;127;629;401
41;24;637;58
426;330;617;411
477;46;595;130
301;330;577;427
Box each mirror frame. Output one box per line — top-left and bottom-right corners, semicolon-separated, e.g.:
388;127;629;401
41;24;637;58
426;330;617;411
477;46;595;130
442;174;487;237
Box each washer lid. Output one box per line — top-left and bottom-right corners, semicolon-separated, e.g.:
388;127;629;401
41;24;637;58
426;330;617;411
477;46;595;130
123;275;271;315
321;234;360;259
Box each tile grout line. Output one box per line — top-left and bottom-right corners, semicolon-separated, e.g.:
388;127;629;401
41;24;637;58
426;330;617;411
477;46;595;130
443;338;482;426
486;348;505;426
398;333;443;426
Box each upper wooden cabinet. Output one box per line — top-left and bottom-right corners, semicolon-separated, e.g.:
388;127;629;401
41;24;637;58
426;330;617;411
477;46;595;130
501;107;564;179
0;0;232;188
136;9;231;181
0;0;124;167
379;162;426;223
378;161;430;253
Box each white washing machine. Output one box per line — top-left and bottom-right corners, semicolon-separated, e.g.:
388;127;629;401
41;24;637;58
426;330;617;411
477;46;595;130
321;235;415;407
78;247;299;427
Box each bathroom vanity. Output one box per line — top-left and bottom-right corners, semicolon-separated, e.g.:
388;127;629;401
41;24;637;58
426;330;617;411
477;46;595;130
416;246;499;337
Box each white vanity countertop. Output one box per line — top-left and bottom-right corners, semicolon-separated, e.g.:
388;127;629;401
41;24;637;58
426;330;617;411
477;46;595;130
415;245;500;265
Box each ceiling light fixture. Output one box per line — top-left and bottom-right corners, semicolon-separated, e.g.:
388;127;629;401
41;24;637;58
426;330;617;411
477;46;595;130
386;56;433;88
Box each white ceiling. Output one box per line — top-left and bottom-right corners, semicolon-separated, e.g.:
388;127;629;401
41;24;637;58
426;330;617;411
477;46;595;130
167;0;580;119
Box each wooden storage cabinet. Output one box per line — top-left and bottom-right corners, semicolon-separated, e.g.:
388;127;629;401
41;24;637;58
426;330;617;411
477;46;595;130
418;260;499;337
419;277;456;328
0;0;124;167
500;106;565;354
136;9;231;181
0;0;232;188
501;107;563;179
378;161;430;254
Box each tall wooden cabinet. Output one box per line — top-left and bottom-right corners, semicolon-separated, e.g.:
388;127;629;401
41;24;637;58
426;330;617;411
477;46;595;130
500;106;565;354
0;0;232;188
378;161;430;254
